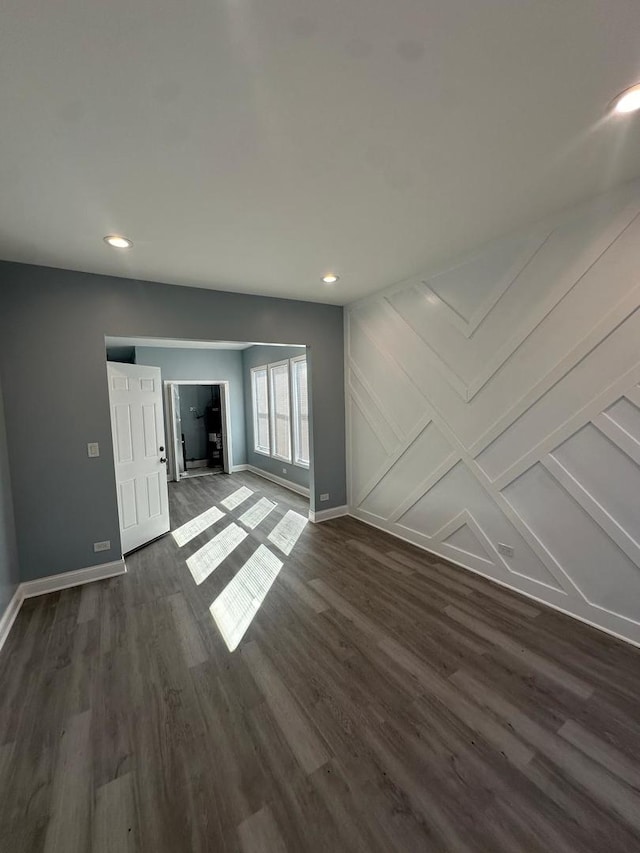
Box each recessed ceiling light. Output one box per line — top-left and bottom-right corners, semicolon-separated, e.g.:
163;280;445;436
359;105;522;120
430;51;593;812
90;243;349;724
612;83;640;114
104;234;133;249
322;273;339;284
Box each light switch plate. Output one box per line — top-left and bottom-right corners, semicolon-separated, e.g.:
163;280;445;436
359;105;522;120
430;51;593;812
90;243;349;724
87;442;100;458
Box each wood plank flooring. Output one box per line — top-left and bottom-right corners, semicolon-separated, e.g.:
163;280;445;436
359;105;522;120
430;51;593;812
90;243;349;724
1;472;640;852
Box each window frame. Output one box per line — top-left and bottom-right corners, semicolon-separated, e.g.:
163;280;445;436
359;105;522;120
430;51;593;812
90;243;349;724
290;354;310;469
250;365;271;456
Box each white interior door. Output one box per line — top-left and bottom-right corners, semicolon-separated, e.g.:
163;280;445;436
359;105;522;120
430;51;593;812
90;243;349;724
107;362;170;553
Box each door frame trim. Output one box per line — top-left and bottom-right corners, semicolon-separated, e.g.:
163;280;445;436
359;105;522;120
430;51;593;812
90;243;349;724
164;380;233;481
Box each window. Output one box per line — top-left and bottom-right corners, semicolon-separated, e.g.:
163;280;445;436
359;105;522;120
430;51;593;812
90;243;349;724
291;355;309;467
251;354;310;468
269;361;292;462
251;367;270;454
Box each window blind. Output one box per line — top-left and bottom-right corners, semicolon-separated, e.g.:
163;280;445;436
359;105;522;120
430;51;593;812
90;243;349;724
269;362;292;461
251;367;270;453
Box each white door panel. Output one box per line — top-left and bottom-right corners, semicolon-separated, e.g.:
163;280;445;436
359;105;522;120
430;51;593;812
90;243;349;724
108;363;170;553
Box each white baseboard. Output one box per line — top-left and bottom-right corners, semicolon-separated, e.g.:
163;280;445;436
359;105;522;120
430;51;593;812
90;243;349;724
21;558;127;599
0;586;23;655
349;509;640;650
245;465;310;498
0;558;127;654
231;464;249;473
309;504;349;523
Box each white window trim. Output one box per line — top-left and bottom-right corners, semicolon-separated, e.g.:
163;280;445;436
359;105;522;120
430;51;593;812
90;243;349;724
291;354;310;469
268;359;293;463
251;365;271;456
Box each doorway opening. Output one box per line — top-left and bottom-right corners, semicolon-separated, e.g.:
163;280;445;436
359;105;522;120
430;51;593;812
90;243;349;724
166;381;233;481
105;335;312;557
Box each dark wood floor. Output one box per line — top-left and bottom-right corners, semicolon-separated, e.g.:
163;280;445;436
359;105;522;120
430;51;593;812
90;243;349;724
1;472;640;852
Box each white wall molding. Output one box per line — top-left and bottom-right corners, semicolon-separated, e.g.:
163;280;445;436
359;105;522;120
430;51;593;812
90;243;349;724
20;558;127;599
593;412;640;466
542;455;640;567
346;180;640;648
486;361;640;491
349;358;410;441
419;228;552;339
231;464;249;473
0;558;127;653
469;285;640;458
309;505;349;523
354;415;434;507
245;465;310;498
349;385;400;455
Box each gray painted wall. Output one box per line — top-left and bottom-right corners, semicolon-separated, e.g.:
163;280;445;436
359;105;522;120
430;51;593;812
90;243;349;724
0;375;20;617
134;346;247;468
242;345;309;491
0;261;345;581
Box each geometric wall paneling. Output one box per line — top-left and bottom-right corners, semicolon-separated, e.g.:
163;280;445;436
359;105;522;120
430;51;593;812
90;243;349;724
605;395;640;443
347;178;640;646
419;227;551;337
551;423;640;559
357;296;469;406
593;411;640;468
348;311;427;439
503;463;640;626
625;384;640;410
476;312;640;486
348;398;389;503
438;517;495;566
467;283;640;459
386;196;640;402
387;227;552;391
360;421;453;520
398;461;564;591
348;369;400;455
541;454;640;572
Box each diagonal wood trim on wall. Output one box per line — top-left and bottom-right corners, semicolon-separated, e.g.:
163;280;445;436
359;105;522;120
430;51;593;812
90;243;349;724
347;179;640;647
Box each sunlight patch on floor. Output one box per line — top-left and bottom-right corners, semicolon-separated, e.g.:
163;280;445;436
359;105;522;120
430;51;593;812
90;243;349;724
210;545;283;651
267;509;308;556
221;486;254;510
172;506;225;547
239;497;277;530
186;523;248;585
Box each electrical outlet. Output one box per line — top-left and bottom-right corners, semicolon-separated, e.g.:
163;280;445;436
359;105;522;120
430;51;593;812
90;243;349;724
497;543;514;558
282;467;287;473
320;493;329;502
94;540;111;552
87;442;100;458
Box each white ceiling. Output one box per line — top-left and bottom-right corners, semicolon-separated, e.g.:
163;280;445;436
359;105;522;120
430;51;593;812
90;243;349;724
1;1;640;306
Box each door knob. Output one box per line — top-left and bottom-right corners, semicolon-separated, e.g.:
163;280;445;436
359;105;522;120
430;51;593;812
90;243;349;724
160;457;167;463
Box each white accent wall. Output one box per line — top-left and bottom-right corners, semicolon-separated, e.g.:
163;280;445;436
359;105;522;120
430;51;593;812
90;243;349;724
346;179;640;646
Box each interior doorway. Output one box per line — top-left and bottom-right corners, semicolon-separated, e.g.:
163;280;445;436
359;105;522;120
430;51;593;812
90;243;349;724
166;381;233;481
